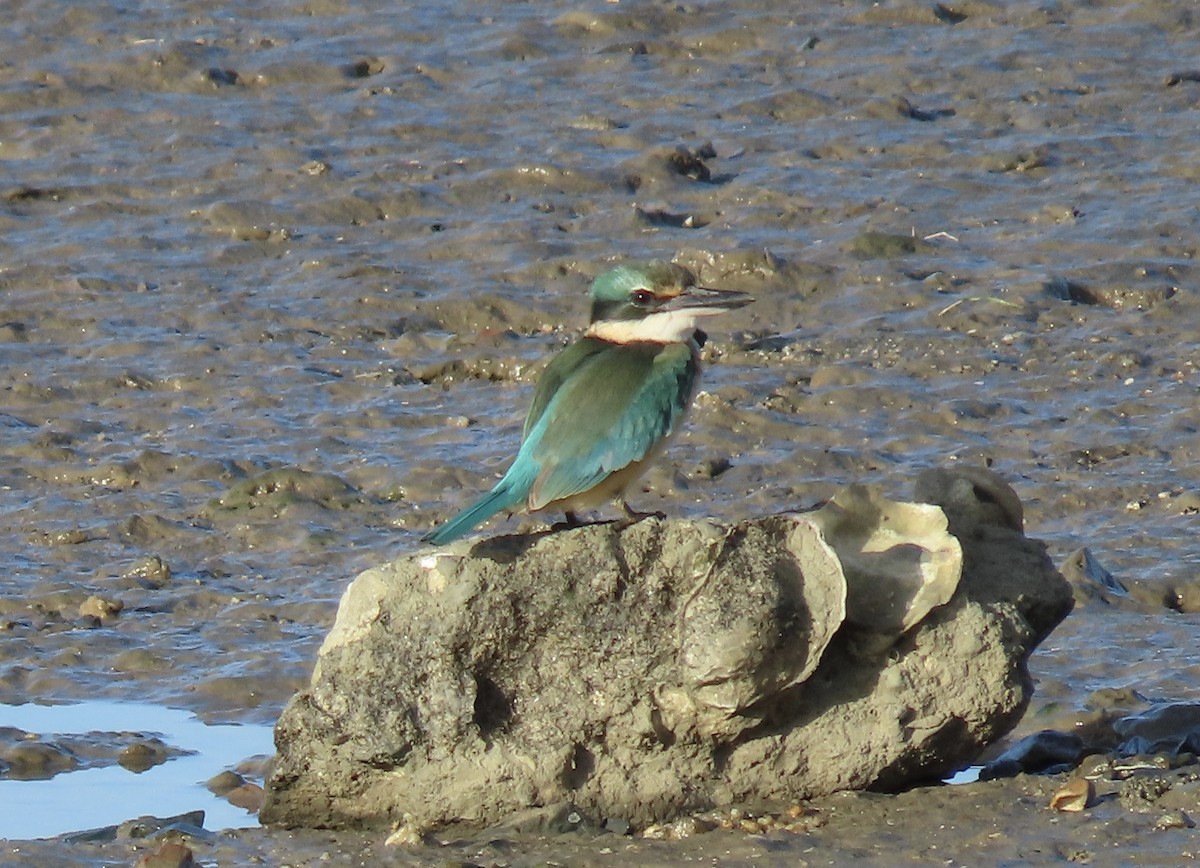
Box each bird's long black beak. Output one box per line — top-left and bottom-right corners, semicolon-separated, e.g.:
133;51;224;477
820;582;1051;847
661;284;754;313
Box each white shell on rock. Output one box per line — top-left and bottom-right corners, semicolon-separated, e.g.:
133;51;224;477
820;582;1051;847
806;484;963;640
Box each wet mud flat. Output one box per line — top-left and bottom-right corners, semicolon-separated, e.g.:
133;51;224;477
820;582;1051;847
9;769;1200;867
3;0;1200;863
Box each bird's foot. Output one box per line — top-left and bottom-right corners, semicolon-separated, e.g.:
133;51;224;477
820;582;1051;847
549;510;588;531
548;505;663;534
619;500;666;522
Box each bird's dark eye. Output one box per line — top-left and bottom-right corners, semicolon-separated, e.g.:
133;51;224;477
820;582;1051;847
631;289;655;306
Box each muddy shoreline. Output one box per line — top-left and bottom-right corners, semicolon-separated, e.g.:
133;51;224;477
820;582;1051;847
3;0;1200;863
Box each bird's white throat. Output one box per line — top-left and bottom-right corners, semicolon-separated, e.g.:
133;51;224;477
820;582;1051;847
587;308;723;344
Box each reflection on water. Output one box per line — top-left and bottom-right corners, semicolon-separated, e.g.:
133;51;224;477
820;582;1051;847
0;701;273;840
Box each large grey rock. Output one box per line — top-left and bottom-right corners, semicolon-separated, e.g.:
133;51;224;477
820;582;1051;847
261;468;1072;835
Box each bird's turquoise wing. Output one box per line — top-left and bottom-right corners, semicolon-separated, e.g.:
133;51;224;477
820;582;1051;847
519;340;697;510
523;336;613;440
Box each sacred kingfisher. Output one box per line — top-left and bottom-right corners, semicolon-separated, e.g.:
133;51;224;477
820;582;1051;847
423;260;753;545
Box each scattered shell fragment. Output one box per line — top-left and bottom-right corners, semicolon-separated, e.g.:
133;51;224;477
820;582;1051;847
384;818;424;847
807;484;963;640
641;805;824;839
1049;777;1095;812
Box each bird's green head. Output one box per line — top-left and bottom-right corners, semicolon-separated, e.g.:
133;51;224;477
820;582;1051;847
587;261;752;330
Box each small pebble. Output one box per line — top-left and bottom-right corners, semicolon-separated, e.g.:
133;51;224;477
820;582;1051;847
119;740;170;773
38;529;92;545
206;769;245;795
1153;810;1195;831
1;740;77;778
124;556;172;588
226;782;265;813
603;817;630;835
135;841;196;868
78;595;123;620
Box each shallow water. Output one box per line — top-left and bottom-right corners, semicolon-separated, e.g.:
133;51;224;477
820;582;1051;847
0;701;271;839
2;0;1200;861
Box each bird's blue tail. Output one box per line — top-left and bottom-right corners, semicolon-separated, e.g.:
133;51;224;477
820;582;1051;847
423;480;527;545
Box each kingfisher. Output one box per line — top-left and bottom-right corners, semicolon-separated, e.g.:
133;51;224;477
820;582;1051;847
423;260;753;545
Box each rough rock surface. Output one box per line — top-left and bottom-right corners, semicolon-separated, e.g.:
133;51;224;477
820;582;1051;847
262;469;1072;834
